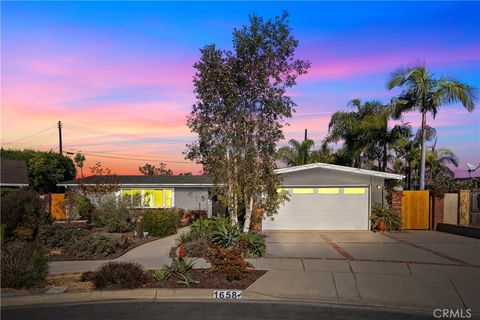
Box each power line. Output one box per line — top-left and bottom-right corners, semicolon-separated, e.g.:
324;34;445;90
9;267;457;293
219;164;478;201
65;147;180;159
63;149;191;163
2;126;56;145
63;125;188;144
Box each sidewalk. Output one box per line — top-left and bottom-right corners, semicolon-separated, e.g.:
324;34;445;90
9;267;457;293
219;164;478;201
246;258;479;312
5;259;479;314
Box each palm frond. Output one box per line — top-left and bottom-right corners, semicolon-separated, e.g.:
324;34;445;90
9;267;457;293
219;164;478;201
435;78;476;112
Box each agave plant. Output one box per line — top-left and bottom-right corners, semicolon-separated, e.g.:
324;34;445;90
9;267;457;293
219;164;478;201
176;230;200;245
211;223;240;248
238;232;266;257
154;257;196;281
176;273;200;287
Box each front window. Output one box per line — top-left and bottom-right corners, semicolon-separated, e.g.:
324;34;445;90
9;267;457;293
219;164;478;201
120;189;174;208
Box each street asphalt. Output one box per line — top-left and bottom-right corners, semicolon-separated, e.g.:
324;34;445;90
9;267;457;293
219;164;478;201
1;300;436;320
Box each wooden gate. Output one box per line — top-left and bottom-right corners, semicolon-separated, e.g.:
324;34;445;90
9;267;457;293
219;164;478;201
401;190;430;229
51;193;66;220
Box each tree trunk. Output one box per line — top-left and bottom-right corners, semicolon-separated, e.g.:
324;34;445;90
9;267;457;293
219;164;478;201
226;151;238;224
231;194;238;224
382;143;388;171
419;111;427;190
407;162;412;190
242;196;254;233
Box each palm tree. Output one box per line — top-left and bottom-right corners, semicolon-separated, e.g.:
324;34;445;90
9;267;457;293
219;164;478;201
387;63;476;189
358;100;411;171
74;153;86;178
426;140;459;182
323;103;365;167
391;126;437;189
324;99;410;170
278;138;316;166
310;144;335;164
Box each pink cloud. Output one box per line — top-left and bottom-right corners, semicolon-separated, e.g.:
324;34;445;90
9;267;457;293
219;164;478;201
303;44;479;80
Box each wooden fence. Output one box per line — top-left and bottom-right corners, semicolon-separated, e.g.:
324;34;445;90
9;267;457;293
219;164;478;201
401;190;430;229
50;193;66;220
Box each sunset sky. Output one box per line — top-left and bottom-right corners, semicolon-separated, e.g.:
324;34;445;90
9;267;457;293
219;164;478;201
1;2;479;177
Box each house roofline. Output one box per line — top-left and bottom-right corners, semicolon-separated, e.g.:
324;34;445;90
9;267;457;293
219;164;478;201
57;183;215;188
274;163;404;180
0;183;29;187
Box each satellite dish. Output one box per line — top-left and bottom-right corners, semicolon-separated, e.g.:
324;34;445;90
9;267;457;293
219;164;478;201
467;162;480;174
467;162;477;171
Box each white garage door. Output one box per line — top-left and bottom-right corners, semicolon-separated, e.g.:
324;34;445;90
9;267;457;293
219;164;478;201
263;187;369;230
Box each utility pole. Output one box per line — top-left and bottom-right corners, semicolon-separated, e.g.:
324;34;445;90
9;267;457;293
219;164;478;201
58;121;63;154
304;128;308;141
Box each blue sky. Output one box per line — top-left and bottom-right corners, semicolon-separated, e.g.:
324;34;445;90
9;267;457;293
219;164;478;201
2;1;479;175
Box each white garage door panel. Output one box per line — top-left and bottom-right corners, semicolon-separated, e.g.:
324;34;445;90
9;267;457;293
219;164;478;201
263;187;369;230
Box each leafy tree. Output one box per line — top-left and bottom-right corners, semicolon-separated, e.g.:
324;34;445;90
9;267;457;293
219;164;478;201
138;162;173;175
74;153;86;178
78;162;119;210
28;152;76;193
186;12;309;231
387;63;476;189
1;149;76;193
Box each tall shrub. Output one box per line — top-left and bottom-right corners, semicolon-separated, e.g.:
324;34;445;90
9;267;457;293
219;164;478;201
64;191;94;221
1;241;48;288
92;261;146;289
142;209;180;237
95;194;132;232
0;189;46;235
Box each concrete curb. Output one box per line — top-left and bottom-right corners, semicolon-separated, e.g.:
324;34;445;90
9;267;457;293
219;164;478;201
1;289;277;308
4;288;478;317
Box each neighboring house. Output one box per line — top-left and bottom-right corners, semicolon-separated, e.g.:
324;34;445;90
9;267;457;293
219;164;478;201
57;175;214;216
57;163;403;231
0;159;29;187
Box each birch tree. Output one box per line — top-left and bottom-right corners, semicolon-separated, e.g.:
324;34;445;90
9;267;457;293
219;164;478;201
186;12;309;231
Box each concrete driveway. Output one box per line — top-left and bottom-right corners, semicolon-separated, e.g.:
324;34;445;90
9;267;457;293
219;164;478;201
262;230;479;265
246;230;480;312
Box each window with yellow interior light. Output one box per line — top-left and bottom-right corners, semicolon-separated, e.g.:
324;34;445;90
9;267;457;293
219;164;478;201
120;189;174;208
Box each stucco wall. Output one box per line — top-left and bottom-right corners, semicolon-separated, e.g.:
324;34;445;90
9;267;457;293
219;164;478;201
280;168;388;205
174;188;209;211
459;190;471;225
443;193;459;225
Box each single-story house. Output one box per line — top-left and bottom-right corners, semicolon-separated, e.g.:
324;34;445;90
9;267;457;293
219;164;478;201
57;163;403;230
57;175;214;214
0;159;29;187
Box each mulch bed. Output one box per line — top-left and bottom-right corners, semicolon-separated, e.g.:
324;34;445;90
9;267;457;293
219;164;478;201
141;269;266;290
47;236;163;261
1;269;267;296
